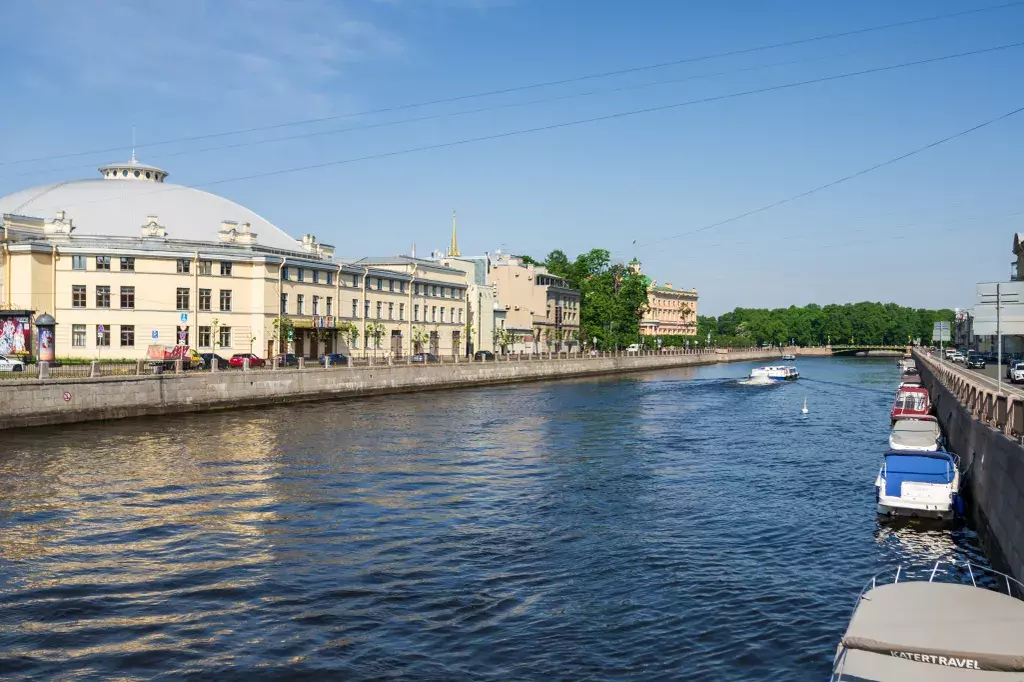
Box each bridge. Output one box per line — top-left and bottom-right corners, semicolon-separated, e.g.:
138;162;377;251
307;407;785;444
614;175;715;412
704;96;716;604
828;344;911;356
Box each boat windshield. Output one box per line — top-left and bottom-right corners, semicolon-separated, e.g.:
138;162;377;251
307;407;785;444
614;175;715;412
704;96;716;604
894;392;928;412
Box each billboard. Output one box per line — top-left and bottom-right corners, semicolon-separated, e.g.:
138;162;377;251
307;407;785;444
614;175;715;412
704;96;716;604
932;321;950;343
0;314;31;355
973;281;1024;336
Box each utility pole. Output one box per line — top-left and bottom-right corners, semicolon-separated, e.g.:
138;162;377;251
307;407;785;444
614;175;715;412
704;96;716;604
998;282;1003;394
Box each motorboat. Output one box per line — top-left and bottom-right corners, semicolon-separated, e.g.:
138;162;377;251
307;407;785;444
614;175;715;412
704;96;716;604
781;353;796;361
831;560;1024;680
889;416;942;452
748;365;799;381
875;450;961;520
891;386;930;422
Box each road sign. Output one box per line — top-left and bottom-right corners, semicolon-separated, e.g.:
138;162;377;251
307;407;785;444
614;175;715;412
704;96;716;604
152;330;159;340
97;324;105;336
62;392;71;402
178;332;187;343
180;313;189;323
178;324;188;331
932;321;950;343
287;330;294;341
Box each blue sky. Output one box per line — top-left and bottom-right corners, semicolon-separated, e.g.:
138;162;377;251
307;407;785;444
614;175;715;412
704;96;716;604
1;0;1023;314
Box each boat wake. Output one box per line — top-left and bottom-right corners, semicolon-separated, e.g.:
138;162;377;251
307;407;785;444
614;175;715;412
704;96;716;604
736;376;778;387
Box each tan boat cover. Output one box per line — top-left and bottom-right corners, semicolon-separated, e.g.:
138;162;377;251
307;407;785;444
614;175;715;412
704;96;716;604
889;420;941;450
841;583;1024;673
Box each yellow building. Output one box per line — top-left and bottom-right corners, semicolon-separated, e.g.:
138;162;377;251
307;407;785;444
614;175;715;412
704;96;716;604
489;254;580;352
0;157;469;360
630;259;698;337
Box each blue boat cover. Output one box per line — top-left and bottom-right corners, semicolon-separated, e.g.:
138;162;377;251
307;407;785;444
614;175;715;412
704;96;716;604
883;452;955;497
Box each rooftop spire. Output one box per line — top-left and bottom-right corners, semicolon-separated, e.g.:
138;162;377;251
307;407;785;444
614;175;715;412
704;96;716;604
449;209;460;257
131;125;137;164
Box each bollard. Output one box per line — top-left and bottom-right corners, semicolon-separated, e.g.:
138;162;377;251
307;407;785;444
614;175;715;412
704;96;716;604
273;356;280;370
211;357;218;372
90;361;100;377
136;359;144;375
38;361;50;379
243;357;250;371
454;353;458;364
326;355;331;368
388;355;393;366
298;357;305;370
175;358;183;375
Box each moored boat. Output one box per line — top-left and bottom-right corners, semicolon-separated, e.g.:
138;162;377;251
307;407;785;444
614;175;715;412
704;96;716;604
831;560;1024;680
748;365;799;381
889;416;942;452
891;385;930;422
875;450;960;520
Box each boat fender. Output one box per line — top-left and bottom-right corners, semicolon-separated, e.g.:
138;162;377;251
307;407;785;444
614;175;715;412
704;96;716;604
953;493;966;517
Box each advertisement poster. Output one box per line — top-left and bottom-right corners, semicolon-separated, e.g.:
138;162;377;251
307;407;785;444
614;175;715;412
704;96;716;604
37;328;54;363
0;316;30;355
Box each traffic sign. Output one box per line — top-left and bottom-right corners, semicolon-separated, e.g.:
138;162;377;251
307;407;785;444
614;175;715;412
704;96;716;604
180;313;189;323
178;324;188;331
97;324;105;335
63;392;72;402
152;330;159;340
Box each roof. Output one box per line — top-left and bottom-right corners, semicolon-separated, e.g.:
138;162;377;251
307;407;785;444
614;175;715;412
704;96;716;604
0;178;303;253
840;582;1024;675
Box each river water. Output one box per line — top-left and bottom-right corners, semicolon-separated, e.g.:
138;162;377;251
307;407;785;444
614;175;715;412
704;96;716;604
0;357;990;680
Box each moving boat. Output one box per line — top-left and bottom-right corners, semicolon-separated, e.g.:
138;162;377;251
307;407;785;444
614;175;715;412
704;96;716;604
748;365;799;381
891;385;931;422
889;416;942;452
781;353;796;361
831;560;1024;681
875;450;960;520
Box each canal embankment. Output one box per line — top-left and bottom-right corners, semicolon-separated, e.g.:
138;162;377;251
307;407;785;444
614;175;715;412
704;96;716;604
0;348;782;431
914;350;1024;582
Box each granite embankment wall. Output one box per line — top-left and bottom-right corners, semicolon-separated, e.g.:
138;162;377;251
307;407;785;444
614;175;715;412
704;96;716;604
914;351;1024;582
0;349;780;431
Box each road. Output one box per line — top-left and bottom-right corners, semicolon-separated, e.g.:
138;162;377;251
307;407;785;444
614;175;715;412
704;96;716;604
929;355;1024;397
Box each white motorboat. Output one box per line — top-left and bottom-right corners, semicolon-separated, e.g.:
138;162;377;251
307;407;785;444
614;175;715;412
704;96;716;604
748;365;799;381
781;353;796;361
889;416;942;452
831;560;1024;681
875;450;961;520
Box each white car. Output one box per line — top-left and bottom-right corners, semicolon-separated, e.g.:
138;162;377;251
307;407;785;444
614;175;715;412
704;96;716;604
0;355;26;372
625;344;641;354
951;352;965;363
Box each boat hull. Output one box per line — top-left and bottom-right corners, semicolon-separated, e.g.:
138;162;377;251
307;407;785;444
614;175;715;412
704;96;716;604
876;501;954;521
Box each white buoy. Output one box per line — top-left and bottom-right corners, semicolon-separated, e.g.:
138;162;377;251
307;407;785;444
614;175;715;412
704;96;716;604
801;397;809;415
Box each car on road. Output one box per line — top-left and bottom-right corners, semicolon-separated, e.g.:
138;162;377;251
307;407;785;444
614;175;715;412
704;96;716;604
966;352;986;369
318;353;349;367
0;355;26;372
410;353;439;363
1006;355;1024;378
474;350;495;361
275;353;300;367
1012;362;1024;384
228;353;265;368
950;351;965;363
199;353;229;369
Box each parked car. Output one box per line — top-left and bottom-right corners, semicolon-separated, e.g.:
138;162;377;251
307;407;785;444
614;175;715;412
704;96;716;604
0;355;26;372
318;353;349;366
966;352;986;369
200;353;229;369
275;353;300;367
626;344;641;354
474;350;495;361
410;353;439;363
1012;362;1024;384
229;353;265;368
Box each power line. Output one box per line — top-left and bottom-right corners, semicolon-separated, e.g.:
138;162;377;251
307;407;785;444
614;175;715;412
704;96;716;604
636;103;1024;249
54;41;1024;215
3;0;1023;168
8;37;946;182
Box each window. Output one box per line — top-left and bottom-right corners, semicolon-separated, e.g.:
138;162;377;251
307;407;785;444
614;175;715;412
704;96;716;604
297;269;304;282
458;308;463;324
219;289;232;312
326;297;333;315
352;298;358;318
120;286;135;309
96;256;111;271
313;270;320;284
312;296;320;315
281;294;288;314
440;308;446;323
376;278;383;291
219;326;231;348
177;259;191;274
414;304;419;321
326;271;333;286
120;257;135;272
388;302;394;320
364;300;370;318
72;285;86;308
72;255;87;271
176;287;190;311
399;303;405;320
432;286;439;297
400;281;406;294
96;285;110;308
376;301;382;319
297;295;304;315
388;279;394;292
199;288;212;311
432;306;437;322
72;324;86;347
198;261;213;276
96;325;110;347
220;262;232;277
441;287;448;298
199;326;212;348
415;283;421;295
120;325;135;347
351;274;359;287
282;266;290;281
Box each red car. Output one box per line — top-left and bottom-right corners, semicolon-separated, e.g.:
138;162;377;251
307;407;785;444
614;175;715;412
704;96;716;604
229;353;265;368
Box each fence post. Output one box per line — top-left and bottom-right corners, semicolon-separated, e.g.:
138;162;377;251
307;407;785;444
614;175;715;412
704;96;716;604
38;361;50;379
273;356;280;370
136;359;144;375
298;357;305;370
175;359;183;375
243;358;250;371
211;357;218;373
90;361;100;377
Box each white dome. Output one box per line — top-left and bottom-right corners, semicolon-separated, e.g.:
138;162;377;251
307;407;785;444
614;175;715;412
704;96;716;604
0;176;303;253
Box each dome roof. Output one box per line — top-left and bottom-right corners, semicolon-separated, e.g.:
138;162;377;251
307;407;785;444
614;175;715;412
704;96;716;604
0;163;304;253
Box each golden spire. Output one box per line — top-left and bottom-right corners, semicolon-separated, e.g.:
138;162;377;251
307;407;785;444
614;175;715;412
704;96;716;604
449;209;460;257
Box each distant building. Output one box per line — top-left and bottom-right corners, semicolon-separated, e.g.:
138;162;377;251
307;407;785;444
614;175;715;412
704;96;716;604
489;254;580;352
630;258;698;337
431;212;496;355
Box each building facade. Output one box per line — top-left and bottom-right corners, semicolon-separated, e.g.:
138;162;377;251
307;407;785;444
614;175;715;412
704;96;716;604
0;158;469;361
489;254;580;352
630;259;698;337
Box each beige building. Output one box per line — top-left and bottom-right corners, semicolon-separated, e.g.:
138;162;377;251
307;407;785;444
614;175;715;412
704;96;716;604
489;254;580;352
431;213;497;355
0;157;469;361
630;258;698;337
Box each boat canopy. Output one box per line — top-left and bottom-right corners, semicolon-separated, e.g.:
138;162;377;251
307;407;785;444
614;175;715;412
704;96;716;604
839;582;1024;676
882;452;955;497
890;420;942;450
894;390;929;413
